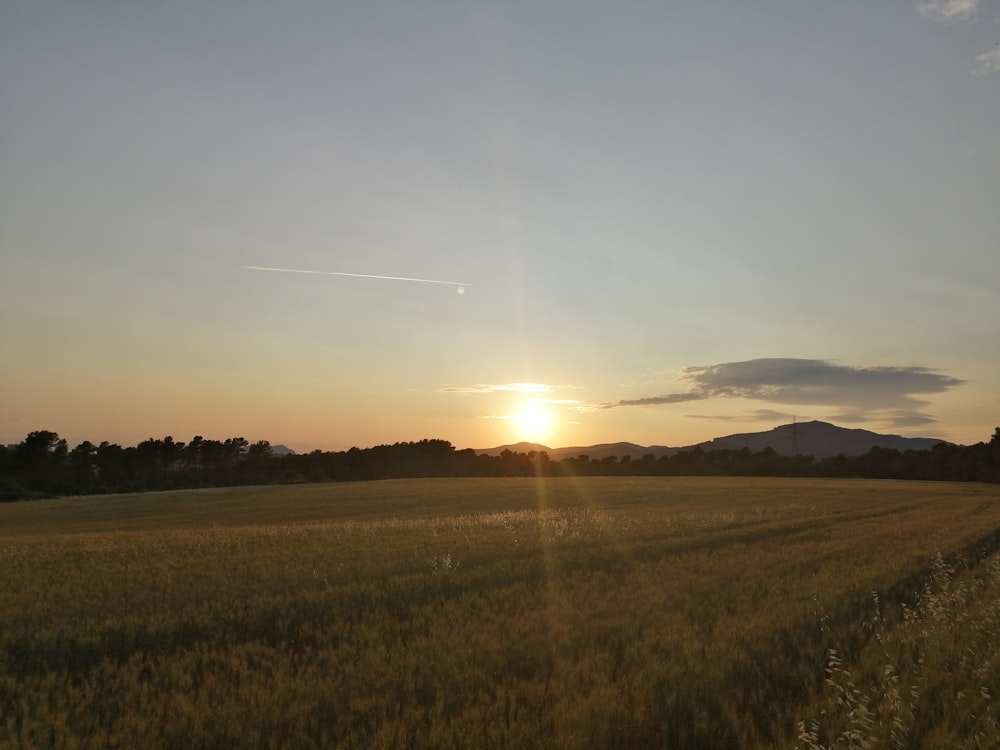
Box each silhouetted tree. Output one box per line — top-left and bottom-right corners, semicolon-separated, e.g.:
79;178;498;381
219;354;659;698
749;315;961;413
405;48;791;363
3;427;999;501
13;430;68;495
68;441;98;493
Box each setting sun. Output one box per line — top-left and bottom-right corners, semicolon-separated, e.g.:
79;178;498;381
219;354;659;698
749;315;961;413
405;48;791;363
512;403;555;442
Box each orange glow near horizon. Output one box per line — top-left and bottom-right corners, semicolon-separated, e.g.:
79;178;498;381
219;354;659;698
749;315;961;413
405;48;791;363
510;402;556;443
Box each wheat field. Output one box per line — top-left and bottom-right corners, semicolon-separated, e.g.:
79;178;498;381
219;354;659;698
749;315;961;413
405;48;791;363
2;477;998;749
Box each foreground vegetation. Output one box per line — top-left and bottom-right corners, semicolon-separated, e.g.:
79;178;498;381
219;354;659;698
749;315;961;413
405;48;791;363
2;477;999;748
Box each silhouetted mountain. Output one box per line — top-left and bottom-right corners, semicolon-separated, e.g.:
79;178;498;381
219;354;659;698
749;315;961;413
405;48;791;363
693;420;949;458
477;421;950;461
477;441;678;461
547;442;678;461
476;442;552;457
270;444;295;456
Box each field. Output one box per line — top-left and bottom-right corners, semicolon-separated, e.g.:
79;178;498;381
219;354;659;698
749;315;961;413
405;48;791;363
2;477;999;749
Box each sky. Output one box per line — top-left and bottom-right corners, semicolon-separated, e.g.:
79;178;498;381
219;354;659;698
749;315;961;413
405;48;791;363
1;1;998;453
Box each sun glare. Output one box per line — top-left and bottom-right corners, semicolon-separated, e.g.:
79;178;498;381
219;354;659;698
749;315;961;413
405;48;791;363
512;402;554;442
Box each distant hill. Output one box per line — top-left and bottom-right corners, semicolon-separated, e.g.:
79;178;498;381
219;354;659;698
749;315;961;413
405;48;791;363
694;420;949;458
476;441;677;461
475;442;552;457
476;421;951;461
548;442;678;461
270;444;296;456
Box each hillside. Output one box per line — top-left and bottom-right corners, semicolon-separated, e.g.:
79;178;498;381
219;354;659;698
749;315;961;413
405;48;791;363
478;421;950;460
694;420;948;458
477;441;677;461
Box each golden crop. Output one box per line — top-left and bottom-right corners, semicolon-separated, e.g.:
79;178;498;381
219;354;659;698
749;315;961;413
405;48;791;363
1;477;998;748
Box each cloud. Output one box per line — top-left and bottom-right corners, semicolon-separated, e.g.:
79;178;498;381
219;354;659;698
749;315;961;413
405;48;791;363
830;409;940;429
974;47;1000;76
440;382;571;395
884;412;941;428
751;409;798;422
917;0;982;22
686;409;797;423
685;358;962;408
606;393;706;408
479;398;589;422
604;358;964;412
539;399;590;410
828;410;874;425
918;2;999;75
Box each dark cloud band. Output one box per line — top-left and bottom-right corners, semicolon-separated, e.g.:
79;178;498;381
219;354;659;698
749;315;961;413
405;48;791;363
605;358;964;414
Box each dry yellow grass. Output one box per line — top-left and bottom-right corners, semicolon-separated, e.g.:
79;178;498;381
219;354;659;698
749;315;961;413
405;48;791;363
1;477;998;748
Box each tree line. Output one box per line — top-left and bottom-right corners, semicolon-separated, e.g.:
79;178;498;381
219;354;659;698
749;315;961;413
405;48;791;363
2;428;999;501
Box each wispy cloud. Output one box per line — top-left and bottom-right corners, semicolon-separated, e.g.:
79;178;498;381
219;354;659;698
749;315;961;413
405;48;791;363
686;409;797;423
604;358;964;417
478;399;587;422
611;393;706;407
830;409;940;429
440;382;574;395
750;409;799;422
539;398;589;409
974;47;1000;76
884;412;941;428
917;0;982;23
917;0;998;75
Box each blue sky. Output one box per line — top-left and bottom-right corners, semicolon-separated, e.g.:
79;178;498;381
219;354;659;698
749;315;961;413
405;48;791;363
1;1;998;451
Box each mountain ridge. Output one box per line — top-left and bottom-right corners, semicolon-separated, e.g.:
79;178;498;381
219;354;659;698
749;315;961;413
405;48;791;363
476;421;951;461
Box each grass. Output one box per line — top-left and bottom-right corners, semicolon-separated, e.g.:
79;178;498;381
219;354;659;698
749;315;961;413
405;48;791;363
1;477;999;748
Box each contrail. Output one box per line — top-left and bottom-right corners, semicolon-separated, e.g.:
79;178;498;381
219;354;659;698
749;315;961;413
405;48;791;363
244;265;471;288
